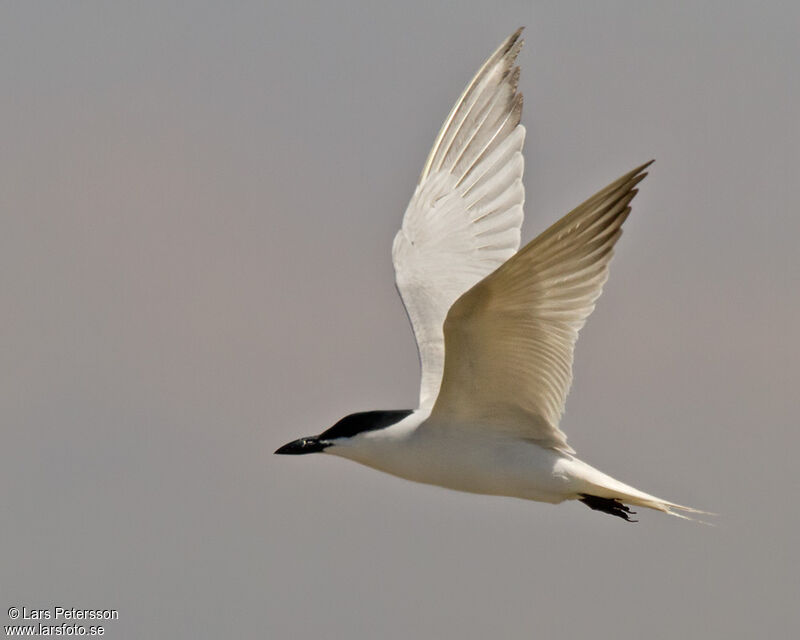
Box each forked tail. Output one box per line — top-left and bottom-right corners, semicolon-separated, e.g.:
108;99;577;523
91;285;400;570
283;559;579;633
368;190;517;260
579;492;711;523
570;458;712;523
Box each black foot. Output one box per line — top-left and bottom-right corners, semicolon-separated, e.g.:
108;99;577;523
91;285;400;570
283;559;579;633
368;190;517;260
579;494;638;522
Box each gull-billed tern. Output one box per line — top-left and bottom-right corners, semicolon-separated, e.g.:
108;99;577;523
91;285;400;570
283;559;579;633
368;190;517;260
276;28;704;521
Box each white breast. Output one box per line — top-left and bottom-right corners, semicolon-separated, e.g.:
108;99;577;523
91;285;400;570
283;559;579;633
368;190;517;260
327;413;579;504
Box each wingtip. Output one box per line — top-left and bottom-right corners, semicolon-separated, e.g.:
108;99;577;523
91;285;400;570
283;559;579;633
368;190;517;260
500;27;525;56
622;160;655;186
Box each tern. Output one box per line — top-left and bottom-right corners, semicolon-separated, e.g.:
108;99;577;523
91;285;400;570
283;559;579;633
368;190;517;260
276;28;703;521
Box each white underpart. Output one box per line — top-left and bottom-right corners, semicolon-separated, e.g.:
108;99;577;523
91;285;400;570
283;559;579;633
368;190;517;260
330;29;704;519
330;413;701;518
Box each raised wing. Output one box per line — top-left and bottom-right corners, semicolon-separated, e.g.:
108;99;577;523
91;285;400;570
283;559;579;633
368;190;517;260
393;29;526;410
430;162;653;453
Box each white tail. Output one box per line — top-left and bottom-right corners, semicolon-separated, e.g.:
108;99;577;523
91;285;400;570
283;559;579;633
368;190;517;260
570;458;713;523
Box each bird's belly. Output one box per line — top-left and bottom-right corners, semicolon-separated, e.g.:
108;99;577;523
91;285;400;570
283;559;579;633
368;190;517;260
346;432;577;503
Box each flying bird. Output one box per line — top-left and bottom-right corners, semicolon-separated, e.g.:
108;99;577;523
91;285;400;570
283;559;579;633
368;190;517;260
276;28;703;521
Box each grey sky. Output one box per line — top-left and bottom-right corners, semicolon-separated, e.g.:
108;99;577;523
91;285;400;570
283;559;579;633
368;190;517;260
2;2;798;638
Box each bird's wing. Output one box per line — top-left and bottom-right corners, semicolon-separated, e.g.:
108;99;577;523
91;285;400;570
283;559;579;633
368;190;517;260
393;29;527;411
429;162;653;453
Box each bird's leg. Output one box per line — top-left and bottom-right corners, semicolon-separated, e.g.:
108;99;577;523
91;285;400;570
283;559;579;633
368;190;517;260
579;494;638;522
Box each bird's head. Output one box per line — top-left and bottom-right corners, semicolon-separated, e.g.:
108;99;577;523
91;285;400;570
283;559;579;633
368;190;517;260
274;409;413;456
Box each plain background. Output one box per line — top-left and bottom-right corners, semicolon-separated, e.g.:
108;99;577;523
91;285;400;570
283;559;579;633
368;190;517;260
2;2;798;638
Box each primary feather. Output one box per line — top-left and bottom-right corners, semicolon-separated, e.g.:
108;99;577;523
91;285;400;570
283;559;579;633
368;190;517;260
393;28;526;411
431;162;653;453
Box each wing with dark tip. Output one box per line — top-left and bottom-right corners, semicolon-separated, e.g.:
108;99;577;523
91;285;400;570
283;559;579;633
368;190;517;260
393;29;527;411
